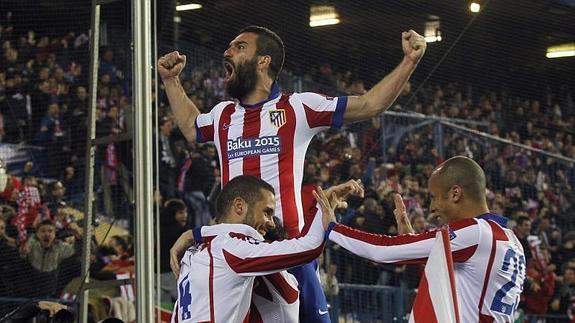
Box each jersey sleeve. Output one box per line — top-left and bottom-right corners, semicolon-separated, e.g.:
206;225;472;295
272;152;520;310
218;208;328;276
194;111;214;143
194;101;233;143
297;92;348;130
328;218;480;265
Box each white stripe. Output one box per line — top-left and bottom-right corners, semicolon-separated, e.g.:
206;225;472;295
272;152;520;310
260;105;282;224
424;231;458;323
290;95;316;231
227;108;245;178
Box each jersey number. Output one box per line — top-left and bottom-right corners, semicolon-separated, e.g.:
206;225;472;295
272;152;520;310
490;248;525;314
179;277;192;320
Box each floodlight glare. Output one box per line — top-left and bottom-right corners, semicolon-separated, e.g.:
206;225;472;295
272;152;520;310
310;5;340;27
470;2;481;13
546;43;575;58
176;3;202;11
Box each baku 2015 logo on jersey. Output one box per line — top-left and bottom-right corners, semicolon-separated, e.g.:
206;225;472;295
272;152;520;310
269;109;286;128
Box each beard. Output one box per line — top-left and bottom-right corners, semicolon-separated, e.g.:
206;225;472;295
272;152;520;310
226;57;259;100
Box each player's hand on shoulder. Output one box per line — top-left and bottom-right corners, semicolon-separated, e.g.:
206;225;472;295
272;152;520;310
158;51;187;81
401;29;426;64
170;229;195;278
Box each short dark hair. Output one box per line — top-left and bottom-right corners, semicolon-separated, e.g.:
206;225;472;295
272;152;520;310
38;219;55;229
161;199;187;224
215;176;275;222
433;156;486;202
239;26;285;80
516;216;530;227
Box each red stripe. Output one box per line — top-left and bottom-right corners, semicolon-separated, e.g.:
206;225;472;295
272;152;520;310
218;103;236;186
452;245;478;263
488;220;509;241
441;228;461;323
249;303;264;323
303;103;333;128
265;272;299;304
207;244;215;322
276;95;299;238
333;223;437;246
477;221;500;314
479;314;495;323
223;242;324;274
200;124;214;142
412;274;439;323
242;108;262;177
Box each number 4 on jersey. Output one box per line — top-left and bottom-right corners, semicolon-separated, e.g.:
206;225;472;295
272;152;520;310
179;277;192;320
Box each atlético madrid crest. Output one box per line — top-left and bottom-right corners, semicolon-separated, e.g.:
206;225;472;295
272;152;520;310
269;109;286;128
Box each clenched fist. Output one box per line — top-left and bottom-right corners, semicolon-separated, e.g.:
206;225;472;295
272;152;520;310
401;30;426;64
157;51;187;81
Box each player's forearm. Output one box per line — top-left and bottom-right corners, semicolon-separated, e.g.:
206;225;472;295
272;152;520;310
230;215;328;276
162;77;200;142
344;57;416;123
327;223;432;264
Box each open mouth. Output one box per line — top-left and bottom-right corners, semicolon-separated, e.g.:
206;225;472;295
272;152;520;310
223;60;235;82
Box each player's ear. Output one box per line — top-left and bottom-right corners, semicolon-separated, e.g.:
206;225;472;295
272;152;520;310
450;185;462;203
258;55;271;71
232;197;247;216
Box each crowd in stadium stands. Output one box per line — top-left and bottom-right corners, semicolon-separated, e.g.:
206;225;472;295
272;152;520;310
0;22;137;321
1;19;575;321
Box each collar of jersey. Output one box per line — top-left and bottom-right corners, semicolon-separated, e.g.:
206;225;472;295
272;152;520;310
212;223;264;240
239;81;281;109
477;212;508;228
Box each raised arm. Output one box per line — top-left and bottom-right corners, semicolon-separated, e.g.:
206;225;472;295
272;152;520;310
328;218;480;265
157;51;201;142
343;30;426;124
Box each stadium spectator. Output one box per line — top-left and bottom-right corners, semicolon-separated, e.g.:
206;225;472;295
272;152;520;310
549;267;575;320
158;116;177;200
516;216;533;262
21;220;75;273
180;143;217;228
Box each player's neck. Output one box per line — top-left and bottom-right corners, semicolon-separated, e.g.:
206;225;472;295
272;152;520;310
456;202;490;220
240;78;274;105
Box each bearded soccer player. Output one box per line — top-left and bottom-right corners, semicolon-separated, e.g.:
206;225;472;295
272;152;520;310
327;156;527;322
158;25;426;322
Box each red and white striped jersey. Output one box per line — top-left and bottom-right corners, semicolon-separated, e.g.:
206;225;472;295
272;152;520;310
192;225;300;323
195;83;347;237
172;212;326;323
250;273;300;323
328;214;526;323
